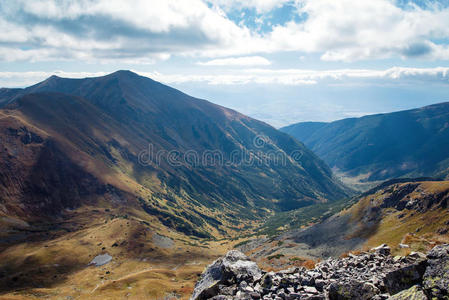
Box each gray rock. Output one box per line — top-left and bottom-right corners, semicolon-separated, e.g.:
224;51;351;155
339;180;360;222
383;257;427;294
192;244;449;300
303;286;318;294
328;280;379;300
314;279;326;290
152;233;174;249
191;250;262;300
250;292;261;299
219;285;236;296
408;252;426;260
211;296;232;300
89;253;112;266
423;244;449;299
388;285;428;299
371;244;391;256
261;272;275;288
286;292;301;299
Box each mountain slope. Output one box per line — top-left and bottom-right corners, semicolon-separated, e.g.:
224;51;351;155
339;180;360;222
281;103;449;187
0;88;22;107
0;71;348;236
239;179;449;269
0;72;349;298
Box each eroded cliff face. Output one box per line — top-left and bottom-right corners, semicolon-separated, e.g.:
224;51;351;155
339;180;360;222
192;244;449;300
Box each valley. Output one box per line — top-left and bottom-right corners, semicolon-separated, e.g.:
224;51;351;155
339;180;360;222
0;72;348;299
237;179;449;270
0;72;448;300
0;205;229;299
3;1;449;299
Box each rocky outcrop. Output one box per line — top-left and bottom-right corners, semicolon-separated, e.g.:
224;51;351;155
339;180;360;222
388;285;428;300
191;250;262;300
192;244;449;300
423;244;449;298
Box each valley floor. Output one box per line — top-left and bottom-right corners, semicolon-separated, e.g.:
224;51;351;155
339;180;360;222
1;180;449;299
0;206;233;300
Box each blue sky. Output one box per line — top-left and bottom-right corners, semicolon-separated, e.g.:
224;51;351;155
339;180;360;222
1;0;449;127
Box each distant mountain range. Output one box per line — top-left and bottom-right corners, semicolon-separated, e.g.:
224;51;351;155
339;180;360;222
281;102;449;188
0;71;348;239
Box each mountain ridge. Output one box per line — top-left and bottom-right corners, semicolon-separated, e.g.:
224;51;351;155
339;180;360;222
0;71;351;297
0;71;349;234
281;101;449;188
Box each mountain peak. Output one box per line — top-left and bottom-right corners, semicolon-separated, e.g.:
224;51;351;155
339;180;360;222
108;70;140;79
33;74;64;89
41;71;139;85
112;69;134;74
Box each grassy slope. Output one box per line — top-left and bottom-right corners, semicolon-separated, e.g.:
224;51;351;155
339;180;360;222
0;97;256;299
237;180;449;271
24;72;349;209
255;196;357;237
0;72;350;299
0;206;229;299
349;181;449;254
281;102;449;185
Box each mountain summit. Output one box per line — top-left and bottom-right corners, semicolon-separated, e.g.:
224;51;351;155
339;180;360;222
0;71;348;239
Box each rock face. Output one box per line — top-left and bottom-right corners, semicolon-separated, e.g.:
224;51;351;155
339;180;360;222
423;244;449;298
192;245;449;300
191;250;262;300
388;285;428;300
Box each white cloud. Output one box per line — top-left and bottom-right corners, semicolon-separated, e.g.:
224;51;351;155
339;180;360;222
2;66;448;88
1;0;449;62
267;0;449;61
198;56;271;66
207;0;291;13
0;71;110;87
0;0;254;62
243;67;449;81
135;71;317;85
143;67;449;85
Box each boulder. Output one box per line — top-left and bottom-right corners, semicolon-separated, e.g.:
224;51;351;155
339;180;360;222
383;256;427;294
423;244;449;299
388;285;428;300
328;280;379;300
371;244;391;256
88;253;112;267
260;272;275;288
191;250;262;300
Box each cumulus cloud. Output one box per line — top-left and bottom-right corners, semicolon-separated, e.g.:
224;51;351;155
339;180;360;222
198;56;271;66
266;0;449;61
0;0;254;62
1;0;449;62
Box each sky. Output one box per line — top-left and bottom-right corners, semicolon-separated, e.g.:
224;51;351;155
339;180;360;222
1;0;449;127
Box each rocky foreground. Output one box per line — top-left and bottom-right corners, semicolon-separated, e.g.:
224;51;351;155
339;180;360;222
191;244;449;299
